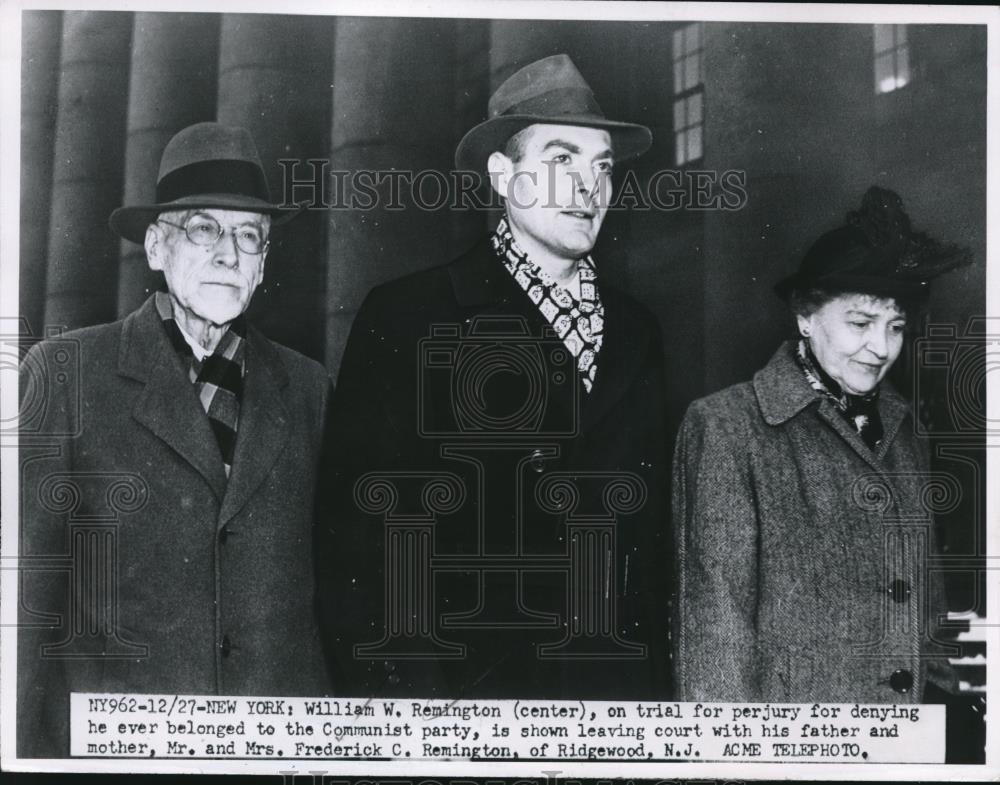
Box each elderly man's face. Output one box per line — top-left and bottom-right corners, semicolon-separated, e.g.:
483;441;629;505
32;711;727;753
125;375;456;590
490;124;613;263
146;208;269;327
797;293;906;395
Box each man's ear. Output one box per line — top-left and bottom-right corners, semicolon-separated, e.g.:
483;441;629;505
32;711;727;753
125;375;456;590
144;223;164;271
255;249;267;287
487;151;513;201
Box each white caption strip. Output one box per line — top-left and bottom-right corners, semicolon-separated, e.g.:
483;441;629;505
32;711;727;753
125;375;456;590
70;695;945;763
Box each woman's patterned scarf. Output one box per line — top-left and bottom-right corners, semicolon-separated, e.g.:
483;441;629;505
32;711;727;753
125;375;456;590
492;217;604;393
795;339;884;451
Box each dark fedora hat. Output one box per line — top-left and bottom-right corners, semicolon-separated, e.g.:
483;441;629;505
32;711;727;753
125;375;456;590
454;54;652;172
774;186;971;301
110;122;291;244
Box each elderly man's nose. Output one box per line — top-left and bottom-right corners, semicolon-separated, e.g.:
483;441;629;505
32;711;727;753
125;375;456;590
213;233;240;266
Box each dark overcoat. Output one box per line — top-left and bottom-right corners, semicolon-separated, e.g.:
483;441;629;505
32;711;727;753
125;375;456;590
17;295;330;757
672;341;958;703
316;238;671;701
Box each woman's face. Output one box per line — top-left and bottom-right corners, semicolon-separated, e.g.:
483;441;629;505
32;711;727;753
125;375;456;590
797;293;906;395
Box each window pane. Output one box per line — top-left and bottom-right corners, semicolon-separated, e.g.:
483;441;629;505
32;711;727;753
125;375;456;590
688;124;703;162
685;22;701;54
874;52;894;93
673;28;684;57
873;23;894;54
676;131;688;166
673;98;686;129
895;24;907;45
673;61;683;94
896;45;910;87
688;91;703;124
685;54;700;90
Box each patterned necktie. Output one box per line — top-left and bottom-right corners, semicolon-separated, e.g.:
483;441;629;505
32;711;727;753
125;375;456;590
492;217;604;393
795;339;884;451
155;292;245;476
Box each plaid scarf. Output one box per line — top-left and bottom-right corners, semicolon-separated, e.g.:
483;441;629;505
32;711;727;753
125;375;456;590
795;339;884;451
155;292;246;476
492;217;604;393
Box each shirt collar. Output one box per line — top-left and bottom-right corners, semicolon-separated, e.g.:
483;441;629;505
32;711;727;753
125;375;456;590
154;290;246;361
492;216;596;291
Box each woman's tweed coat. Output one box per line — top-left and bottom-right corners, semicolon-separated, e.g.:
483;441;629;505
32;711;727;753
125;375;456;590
673;341;957;703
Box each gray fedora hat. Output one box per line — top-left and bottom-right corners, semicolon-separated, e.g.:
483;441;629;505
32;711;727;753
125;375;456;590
455;54;652;172
110;122;291;244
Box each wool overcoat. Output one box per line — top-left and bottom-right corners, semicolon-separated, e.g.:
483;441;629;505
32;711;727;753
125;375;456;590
316;238;671;701
17;295;331;757
672;340;958;703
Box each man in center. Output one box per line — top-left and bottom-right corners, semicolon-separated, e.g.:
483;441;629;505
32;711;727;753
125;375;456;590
317;54;669;700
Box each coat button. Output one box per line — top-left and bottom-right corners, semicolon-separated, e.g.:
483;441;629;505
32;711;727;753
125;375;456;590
529;448;546;473
221;635;232;658
889;669;913;693
888;578;910;603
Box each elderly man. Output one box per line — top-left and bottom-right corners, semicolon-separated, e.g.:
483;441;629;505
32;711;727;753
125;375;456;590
317;55;670;701
18;122;329;757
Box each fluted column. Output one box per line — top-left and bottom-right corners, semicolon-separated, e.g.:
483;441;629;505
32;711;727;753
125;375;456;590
450;19;490;256
43;11;132;330
326;18;458;377
116;13;220;317
216;13;334;361
19;11;62;336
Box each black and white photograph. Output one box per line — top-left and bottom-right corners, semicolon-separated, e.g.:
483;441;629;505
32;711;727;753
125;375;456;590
0;0;995;779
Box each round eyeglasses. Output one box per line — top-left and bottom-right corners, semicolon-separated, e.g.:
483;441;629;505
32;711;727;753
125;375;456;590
157;214;269;255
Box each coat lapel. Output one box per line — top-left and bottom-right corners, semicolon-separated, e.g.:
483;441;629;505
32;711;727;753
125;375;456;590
448;239;649;435
581;285;649;433
217;327;290;528
755;340;913;473
119;297;228;499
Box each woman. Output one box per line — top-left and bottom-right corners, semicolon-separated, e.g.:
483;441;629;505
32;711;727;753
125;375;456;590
672;186;969;704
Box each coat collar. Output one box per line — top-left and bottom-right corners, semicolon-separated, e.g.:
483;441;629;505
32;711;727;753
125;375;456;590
447;236;527;309
753;339;912;461
446;237;650;432
117;295;290;514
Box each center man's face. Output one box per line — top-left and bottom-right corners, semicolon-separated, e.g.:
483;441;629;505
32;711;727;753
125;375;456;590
146;208;269;327
498;124;614;263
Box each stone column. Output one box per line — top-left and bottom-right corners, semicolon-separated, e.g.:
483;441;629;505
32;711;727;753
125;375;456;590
116;12;220;317
19;11;62;335
450;18;490;257
43;11;132;330
216;13;334;361
326;17;458;377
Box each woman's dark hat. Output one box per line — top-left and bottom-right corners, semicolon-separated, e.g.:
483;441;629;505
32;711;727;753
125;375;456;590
775;186;972;301
455;54;653;172
110;122;293;244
